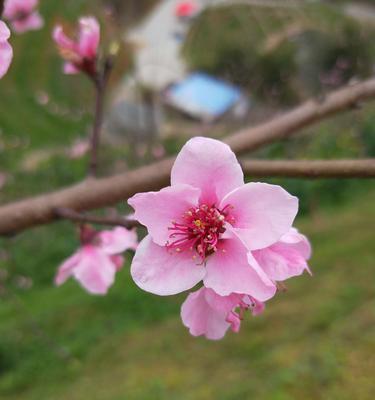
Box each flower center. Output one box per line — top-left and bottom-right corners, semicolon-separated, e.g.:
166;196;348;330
166;203;235;261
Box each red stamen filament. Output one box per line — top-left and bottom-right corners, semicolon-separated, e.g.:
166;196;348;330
166;203;235;262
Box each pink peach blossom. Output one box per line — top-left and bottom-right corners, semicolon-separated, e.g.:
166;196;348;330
67;138;90;159
0;20;12;79
4;0;43;33
181;287;264;340
52;16;100;77
55;226;138;295
254;228;311;282
129;137;299;300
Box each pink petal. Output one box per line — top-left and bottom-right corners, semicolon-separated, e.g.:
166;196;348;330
110;254;124;271
203;235;276;300
220;182;298;250
0;20;11;41
55;251;82;286
128;184;200;246
63;62;79;75
98;227;138;254
181;287;231;340
11;12;43;33
226;311;241;333
4;0;39;18
254;228;311;281
130;235;205;296
78;16;100;59
171;137;244;204
279;227;312;260
0;40;12;78
52;25;75;52
0;21;12;79
204;289;241;313
243;296;265;316
73;246;117;295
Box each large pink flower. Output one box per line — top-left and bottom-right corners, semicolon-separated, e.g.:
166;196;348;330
181;287;264;340
254;227;311;282
52;16;100;76
0;20;12;79
129;137;299;300
4;0;43;33
55;226;138;295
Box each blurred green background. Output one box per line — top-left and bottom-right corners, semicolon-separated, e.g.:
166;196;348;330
0;0;374;399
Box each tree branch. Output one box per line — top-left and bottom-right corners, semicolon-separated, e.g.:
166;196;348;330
53;207;140;229
240;159;375;178
0;0;4;17
225;78;375;154
1;77;375;236
89;59;113;177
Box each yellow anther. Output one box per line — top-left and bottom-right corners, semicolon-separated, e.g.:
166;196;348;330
194;219;203;228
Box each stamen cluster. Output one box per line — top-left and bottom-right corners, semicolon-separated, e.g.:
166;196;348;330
167;204;234;261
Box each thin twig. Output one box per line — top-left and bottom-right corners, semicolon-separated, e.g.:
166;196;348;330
89;59;113;177
240;159;375;178
54;207;140;229
0;0;4;17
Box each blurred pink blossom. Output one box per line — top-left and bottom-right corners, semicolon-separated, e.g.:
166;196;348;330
67;138;90;159
152;144;166;159
0;20;12;79
53;16;100;77
129;137;299;300
4;0;43;33
55;225;138;295
181;287;264;340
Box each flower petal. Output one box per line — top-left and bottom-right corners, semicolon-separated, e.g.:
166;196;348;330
131;235;205;296
171;137;244;204
0;21;12;79
73;247;117;295
221;182;298;250
98;227;138;254
254;228;311;281
181;287;231;340
63;62;79;75
279;227;312;260
12;12;43;33
203;236;276;300
128;184;200;246
52;25;75;51
204;289;241;313
0;20;11;41
55;251;82;286
78;16;100;59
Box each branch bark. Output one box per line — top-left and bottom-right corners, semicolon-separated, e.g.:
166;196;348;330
1;77;375;236
241;159;375;178
225;78;375;154
54;207;140;229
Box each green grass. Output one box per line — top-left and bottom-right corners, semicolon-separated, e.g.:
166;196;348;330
0;191;374;400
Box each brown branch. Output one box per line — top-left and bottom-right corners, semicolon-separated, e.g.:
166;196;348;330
89;58;113;177
0;0;4;17
225;78;375;154
54;207;140;229
241;159;375;178
1;77;375;236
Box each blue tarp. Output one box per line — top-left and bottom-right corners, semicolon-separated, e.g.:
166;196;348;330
165;72;242;120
